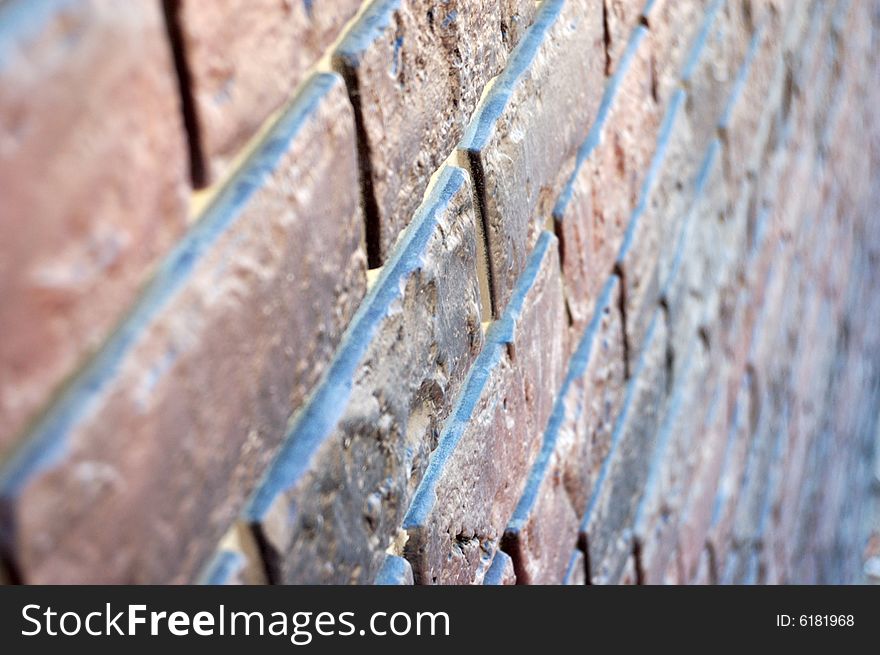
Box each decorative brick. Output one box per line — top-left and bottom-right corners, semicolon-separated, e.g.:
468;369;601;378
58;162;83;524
483;550;517;585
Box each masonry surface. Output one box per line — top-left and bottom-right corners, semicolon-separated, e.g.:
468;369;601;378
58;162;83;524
0;0;878;584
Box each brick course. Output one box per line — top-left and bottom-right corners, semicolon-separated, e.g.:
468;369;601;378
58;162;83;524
1;0;878;584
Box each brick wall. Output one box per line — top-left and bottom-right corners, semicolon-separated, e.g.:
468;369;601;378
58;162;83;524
0;0;878;584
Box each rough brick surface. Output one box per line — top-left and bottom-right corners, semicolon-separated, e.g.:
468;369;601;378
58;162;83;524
2;0;878;586
462;0;604;315
0;0;189;456
172;0;362;184
0;74;366;583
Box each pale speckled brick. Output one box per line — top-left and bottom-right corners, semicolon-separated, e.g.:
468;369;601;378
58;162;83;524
0;74;366;584
554;25;660;330
502;276;625;584
462;0;604;315
403;232;568;584
247;166;483;584
0;0;189;456
581;311;668;584
335;0;535;263
603;0;648;75
172;0;363;184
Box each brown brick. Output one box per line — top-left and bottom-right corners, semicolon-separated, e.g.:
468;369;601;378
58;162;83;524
483;550;517;585
0;73;366;584
462;0;604;315
0;0;189;455
554;25;660;330
403;232;568;584
335;0;533;264
172;0;362;184
581;310;668;584
248;166;483;584
644;0;712;105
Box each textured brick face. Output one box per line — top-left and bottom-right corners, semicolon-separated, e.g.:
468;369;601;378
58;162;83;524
0;0;189;456
248;166;483;584
173;0;363;184
1;0;878;586
0;74;366;584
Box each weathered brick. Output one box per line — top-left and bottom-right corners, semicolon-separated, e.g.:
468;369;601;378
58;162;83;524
617;90;697;368
172;0;362;184
247;166;483;584
580;310;669;584
633;339;709;584
681;0;753;154
0;73;366;584
602;0;648;75
483;550;517;585
554;25;661;330
375;555;415;585
403;232;568;584
462;0;604;314
0;0;189;455
335;0;533;263
199;524;267;585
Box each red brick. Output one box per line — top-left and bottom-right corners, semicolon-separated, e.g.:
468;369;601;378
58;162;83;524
403;232;568;584
173;0;362;183
335;0;535;263
463;0;604;315
0;74;366;584
581;310;668;584
248;166;483;584
0;0;189;455
555;25;661;330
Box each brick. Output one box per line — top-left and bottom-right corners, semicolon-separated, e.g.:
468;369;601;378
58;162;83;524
462;0;604;314
483;550;517;585
554;26;661;330
503;275;625;584
681;0;753;154
633;339;709;584
247;166;483;584
335;0;533;264
644;0;712;105
199;524;267;585
580;310;669;584
172;0;362;184
403;232;568;584
0;0;189;455
0;73;366;584
562;550;587;584
375;555;415;585
620;553;639;584
617;90;697;368
602;0;648;75
691;546;715;584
